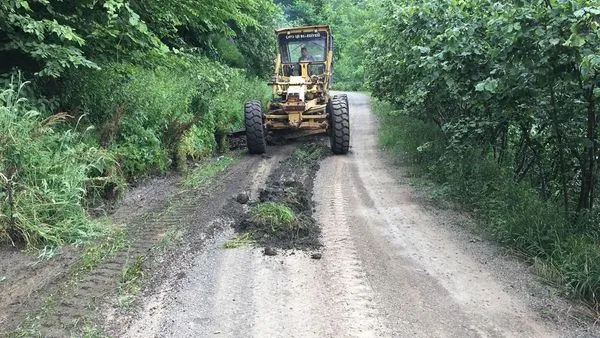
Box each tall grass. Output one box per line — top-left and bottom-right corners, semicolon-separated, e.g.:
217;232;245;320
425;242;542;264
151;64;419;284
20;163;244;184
373;98;600;308
0;80;119;247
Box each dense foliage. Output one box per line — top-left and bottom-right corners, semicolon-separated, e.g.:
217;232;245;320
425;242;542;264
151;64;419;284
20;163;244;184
0;0;279;77
323;0;373;90
0;0;279;247
368;0;600;306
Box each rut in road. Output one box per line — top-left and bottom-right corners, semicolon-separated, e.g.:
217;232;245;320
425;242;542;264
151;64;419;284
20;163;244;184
117;92;594;338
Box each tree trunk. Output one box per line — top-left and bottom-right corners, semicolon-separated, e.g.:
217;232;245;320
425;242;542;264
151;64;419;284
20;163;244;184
578;84;597;211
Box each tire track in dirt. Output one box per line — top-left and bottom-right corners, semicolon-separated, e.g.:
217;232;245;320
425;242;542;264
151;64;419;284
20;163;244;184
119;145;296;338
6;150;281;337
323;91;588;337
315;156;391;337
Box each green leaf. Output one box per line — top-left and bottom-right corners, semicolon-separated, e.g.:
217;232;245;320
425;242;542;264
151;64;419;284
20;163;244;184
475;78;498;94
129;13;140;26
564;34;585;47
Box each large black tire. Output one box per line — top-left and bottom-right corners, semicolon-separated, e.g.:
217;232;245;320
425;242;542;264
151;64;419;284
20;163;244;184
329;97;350;154
333;94;348;108
244;100;266;154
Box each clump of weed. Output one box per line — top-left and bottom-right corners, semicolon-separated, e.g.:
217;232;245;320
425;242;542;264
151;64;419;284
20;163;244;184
181;156;235;189
239;201;318;249
223;232;256;249
117;255;144;308
292;143;329;165
250;202;296;230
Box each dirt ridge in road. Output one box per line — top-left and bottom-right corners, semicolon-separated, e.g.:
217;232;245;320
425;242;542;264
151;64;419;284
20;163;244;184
116;140;331;337
235;141;330;250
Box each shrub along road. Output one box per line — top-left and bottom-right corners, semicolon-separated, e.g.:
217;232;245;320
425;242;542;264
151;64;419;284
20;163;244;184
113;93;596;337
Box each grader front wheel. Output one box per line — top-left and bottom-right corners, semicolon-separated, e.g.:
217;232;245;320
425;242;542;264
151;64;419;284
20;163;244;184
244;100;266;154
330;97;350;154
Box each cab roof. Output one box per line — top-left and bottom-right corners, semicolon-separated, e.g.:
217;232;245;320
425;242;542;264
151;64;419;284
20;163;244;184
275;25;331;35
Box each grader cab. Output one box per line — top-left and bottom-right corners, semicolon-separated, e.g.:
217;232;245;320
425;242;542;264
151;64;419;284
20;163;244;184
244;25;350;154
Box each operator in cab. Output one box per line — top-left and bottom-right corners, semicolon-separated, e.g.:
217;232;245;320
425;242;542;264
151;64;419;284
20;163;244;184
298;47;314;62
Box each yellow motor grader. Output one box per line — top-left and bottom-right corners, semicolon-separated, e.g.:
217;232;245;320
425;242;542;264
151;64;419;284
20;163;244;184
244;25;349;154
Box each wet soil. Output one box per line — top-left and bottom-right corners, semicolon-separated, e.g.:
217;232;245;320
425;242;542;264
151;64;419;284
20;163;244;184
1;136;328;337
236;141;331;250
0;150;265;337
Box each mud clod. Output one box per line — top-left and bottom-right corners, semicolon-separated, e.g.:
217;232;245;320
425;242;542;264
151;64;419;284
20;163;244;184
235;192;250;204
263;247;278;256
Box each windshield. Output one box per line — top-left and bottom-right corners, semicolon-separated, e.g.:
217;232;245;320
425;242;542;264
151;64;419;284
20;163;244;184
279;32;327;64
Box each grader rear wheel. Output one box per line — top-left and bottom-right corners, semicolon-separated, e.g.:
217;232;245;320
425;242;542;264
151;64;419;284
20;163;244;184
244;100;266;154
330;97;350;154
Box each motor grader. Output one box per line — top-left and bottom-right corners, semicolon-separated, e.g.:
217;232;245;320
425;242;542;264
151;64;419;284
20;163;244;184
244;25;349;154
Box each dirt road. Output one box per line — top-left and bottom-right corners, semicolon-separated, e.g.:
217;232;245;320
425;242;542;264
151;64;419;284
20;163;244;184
118;93;595;337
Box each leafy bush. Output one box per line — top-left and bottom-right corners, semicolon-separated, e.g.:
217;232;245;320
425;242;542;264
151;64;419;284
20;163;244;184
0;80;120;247
62;55;269;179
0;0;279;77
368;0;600;306
368;0;600;214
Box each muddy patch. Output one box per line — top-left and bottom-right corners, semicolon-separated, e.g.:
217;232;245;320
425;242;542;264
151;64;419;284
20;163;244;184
234;140;331;250
1;153;259;337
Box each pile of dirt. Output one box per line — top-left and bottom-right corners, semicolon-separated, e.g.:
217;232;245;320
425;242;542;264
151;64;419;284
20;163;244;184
235;140;331;250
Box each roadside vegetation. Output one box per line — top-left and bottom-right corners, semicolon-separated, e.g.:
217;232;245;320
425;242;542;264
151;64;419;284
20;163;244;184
0;1;280;248
366;1;600;309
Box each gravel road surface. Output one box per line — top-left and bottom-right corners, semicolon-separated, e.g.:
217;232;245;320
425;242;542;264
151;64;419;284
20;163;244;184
121;92;595;338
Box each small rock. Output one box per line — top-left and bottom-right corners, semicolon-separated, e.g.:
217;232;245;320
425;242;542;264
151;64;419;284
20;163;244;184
263;247;277;256
469;236;482;243
235;192;250;204
311;253;322;260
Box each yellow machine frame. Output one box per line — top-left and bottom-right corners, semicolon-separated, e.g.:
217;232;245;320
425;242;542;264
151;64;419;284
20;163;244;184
266;25;333;137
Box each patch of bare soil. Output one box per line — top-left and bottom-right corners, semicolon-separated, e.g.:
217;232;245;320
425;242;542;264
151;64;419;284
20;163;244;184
0;246;77;333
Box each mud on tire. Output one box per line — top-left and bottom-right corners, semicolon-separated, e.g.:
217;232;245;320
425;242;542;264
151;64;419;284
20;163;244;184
244;100;266;154
329;97;350;154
